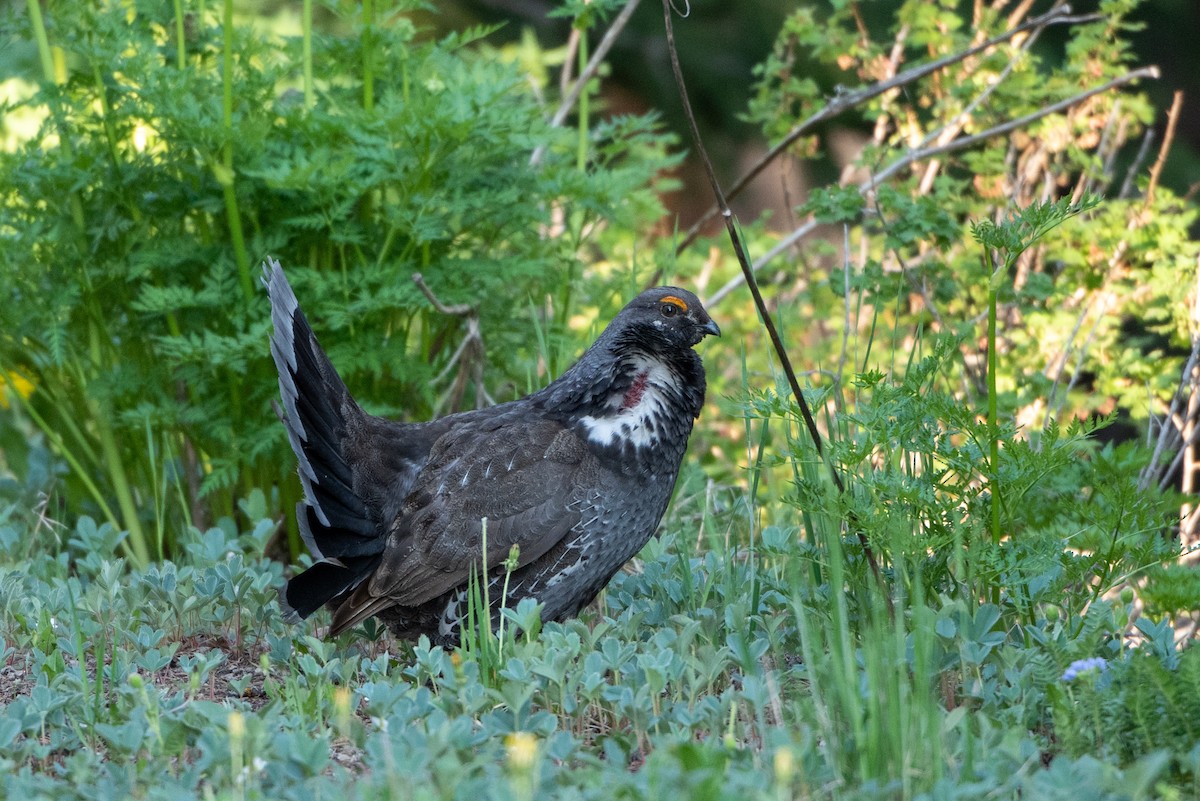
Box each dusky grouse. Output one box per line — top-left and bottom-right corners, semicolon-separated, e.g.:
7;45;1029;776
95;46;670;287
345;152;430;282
264;259;719;644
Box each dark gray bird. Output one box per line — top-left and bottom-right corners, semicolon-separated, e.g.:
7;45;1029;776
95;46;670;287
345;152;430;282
263;259;719;644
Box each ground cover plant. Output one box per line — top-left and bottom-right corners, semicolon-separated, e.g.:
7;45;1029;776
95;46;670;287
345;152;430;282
2;0;1200;799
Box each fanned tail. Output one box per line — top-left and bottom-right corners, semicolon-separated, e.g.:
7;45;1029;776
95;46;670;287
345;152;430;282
262;258;384;620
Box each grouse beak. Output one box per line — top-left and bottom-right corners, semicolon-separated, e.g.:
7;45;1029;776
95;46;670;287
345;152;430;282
701;319;721;338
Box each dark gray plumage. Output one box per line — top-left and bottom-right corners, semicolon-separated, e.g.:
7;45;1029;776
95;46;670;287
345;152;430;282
263;259;718;644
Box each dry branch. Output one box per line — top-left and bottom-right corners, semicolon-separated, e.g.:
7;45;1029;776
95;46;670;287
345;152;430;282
530;0;644;167
413;273;494;411
661;0;885;588
705;65;1161;307
675;4;1101;253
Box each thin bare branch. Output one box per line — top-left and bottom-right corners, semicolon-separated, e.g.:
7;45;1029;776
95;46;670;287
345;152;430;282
661;0;885;586
1048;302;1107;424
837;223;852;383
413;273;493;411
1143;255;1200;490
413;272;472;316
1078;98;1126;202
530;0;644;167
1145;89;1183;208
873;67;1160;186
1147;375;1197;490
1049;90;1178;428
1118;128;1156;200
917;6;1056;195
1180;345;1200;546
560;28;580;97
676;4;1100;252
1158;413;1200;494
706;65;1160;307
1005;0;1040;31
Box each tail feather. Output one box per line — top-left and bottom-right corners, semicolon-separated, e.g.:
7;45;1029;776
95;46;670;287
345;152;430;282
262;258;386;618
299;504;380;558
278;555;380;621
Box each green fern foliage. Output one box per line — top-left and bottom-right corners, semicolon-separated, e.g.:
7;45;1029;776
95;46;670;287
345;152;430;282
0;2;677;561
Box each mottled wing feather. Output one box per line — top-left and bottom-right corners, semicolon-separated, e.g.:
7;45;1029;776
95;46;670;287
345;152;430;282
367;419;590;608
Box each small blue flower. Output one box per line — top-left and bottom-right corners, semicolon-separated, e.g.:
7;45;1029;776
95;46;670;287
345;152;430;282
1061;657;1109;682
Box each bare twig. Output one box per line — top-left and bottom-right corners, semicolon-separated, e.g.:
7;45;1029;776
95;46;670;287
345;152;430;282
867;10;1055;383
1142;255;1200;491
412;273;494;411
861;23;910;175
675;4;1100;252
1047;300;1108;425
530;0;644;167
661;0;885;586
1144;349;1199;490
1048;89;1178;427
1081;97;1122;201
1118;128;1156;200
706;65;1161;307
1184;255;1200;548
413;272;471;315
837;223;852;383
917;5;1058;195
1005;0;1041;32
1180;363;1200;547
1145;90;1183;208
560;28;580;97
873;67;1159;187
1157;414;1200;495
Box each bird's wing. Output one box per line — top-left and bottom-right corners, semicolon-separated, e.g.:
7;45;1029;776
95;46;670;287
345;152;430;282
335;416;593;620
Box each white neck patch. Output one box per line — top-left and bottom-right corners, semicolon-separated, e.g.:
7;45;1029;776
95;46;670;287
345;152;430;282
578;356;678;449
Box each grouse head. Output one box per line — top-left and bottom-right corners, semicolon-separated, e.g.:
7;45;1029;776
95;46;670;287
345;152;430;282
609;287;722;352
537;286;718;462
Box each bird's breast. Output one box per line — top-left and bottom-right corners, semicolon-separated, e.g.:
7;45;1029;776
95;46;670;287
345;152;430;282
576;358;685;451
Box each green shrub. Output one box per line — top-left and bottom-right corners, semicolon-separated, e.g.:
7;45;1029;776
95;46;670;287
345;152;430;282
702;3;1198;788
0;0;677;563
1;0;1198;797
715;0;1194;633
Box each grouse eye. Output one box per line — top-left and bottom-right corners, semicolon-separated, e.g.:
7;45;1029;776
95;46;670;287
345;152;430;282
660;302;679;318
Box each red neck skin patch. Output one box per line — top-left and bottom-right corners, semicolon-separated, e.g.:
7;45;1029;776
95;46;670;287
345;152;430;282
621;370;650;411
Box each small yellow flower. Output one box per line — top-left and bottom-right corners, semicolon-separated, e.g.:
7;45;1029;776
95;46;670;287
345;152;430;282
0;371;34;410
506;731;538;770
333;686;352;717
333;686;354;736
227;710;246;739
773;746;794;785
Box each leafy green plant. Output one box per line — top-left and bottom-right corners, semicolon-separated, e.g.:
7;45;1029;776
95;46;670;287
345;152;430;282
697;2;1196;791
713;0;1190;648
0;458;1192;799
1050;644;1200;787
458;518;542;687
1;0;1198;798
0;0;677;563
724;0;1195;440
972;197;1101;554
1137;564;1200;622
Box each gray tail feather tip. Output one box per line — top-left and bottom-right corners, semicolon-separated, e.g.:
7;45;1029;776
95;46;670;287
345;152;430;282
261;256;282;288
277;584;304;624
